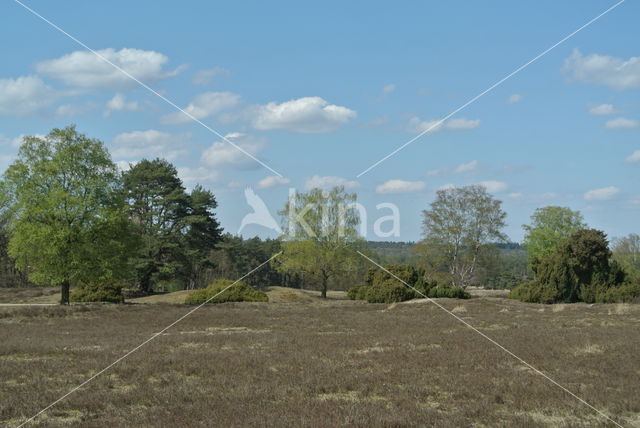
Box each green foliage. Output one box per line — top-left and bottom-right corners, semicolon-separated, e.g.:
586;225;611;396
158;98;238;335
71;281;124;303
275;186;366;298
366;264;419;288
510;229;636;304
364;279;415;303
347;284;369;300
122;159;222;293
420;185;507;287
426;286;470;299
0;126;134;303
184;279;268;304
612;233;640;281
522;206;586;262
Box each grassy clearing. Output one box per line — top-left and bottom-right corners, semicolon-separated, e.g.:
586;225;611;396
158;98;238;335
0;290;638;426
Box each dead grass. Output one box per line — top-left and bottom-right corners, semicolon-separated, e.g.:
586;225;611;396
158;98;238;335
0;290;639;427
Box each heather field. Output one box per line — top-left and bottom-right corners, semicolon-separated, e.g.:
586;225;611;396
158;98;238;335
1;289;639;427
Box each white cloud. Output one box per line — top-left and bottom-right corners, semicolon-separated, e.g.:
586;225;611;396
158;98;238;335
36;48;183;90
507;192;523;199
251;97;356;133
375;179;426;194
446;118;481;130
112;129;188;161
427;160;478;177
177;166;220;185
408;116;480;134
584;186;620;201
453;160;479;174
304;175;359;190
201;133;265;169
605;117;639;129
257;175;291;189
625;150;640;164
192;66;229;86
507;94;522;104
0;76;58;116
382;83;396;95
104;93;139;117
161;91;240;124
477;180;507;193
563;49;640;90
588;103;615;115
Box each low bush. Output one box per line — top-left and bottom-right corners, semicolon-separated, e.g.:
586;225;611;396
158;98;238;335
427;286;470;299
71;281;124;303
347;284;369;300
185;279;268;304
365;280;415;303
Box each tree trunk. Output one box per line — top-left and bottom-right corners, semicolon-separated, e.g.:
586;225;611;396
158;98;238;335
60;280;70;305
321;276;328;299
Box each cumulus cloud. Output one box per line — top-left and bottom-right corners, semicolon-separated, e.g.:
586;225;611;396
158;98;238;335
0;76;58;116
375;179;426;194
427;160;478;177
453;160;479;174
257;175;291;189
382;83;396;95
507;94;523;104
625;150;640;164
584;186;620;201
563;49;640;90
192;66;230;86
304;175;359;190
251;97;356;133
477;180;507;193
111;129;189;161
588;103;615;115
201;133;266;169
161;91;240;124
408;116;480;134
605;117;639;129
36;48;183;90
177;166;220;185
104;93;139;117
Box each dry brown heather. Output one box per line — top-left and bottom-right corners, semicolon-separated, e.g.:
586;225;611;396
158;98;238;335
1;288;639;427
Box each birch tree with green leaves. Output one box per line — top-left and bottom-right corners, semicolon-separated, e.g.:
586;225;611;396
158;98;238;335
275;186;364;298
420;185;507;288
0;126;134;304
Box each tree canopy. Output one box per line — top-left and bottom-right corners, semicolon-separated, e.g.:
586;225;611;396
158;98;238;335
0;126;133;303
275;186;365;298
522;206;586;262
420;185;507;287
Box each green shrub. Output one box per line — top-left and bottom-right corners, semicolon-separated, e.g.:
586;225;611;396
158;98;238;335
71;281;124;303
347;284;369;300
595;281;640;303
509;280;560;304
365;280;415;303
366;264;419;288
185;279;268;304
427;286;470;299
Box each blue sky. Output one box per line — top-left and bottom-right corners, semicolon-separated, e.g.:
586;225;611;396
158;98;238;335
1;0;638;242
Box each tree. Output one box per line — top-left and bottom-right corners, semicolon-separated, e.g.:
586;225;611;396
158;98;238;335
612;233;640;280
522;206;585;262
275;186;364;298
420;185;507;287
511;229;630;303
0;126;132;304
122;159;222;292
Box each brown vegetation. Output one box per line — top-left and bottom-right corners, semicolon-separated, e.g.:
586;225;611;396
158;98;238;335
0;289;638;427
